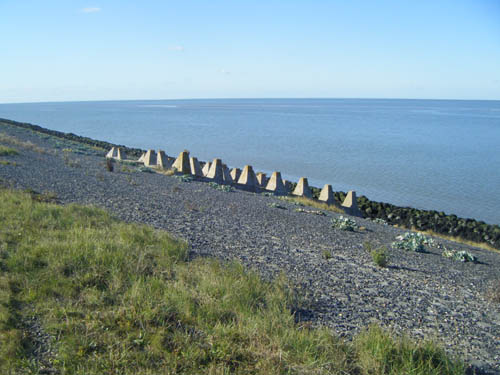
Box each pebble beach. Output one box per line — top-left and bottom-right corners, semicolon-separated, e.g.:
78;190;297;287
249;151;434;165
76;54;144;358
1;121;499;374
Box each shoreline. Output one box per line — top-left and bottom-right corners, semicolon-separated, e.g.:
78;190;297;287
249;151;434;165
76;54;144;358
2;117;498;250
1;118;500;372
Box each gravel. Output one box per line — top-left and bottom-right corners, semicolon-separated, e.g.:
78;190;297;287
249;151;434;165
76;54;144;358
1;122;500;374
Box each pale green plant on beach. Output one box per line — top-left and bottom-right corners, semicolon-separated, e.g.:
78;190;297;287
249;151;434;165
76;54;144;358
442;249;477;263
331;216;358;231
391;232;433;252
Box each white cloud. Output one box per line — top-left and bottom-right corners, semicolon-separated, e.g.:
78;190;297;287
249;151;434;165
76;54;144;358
220;69;231;75
81;7;101;13
169;45;185;52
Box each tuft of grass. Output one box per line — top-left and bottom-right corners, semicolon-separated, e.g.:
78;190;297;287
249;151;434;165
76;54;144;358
0;188;466;374
0;160;18;166
280;196;344;214
0;133;45;153
371;247;390;268
155;167;176;176
322;250;332;260
355;325;464;375
0;145;19;156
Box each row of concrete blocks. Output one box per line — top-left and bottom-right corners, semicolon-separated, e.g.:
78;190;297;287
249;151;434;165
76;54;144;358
106;147;362;216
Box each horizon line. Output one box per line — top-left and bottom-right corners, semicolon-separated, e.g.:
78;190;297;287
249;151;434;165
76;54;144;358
2;96;500;105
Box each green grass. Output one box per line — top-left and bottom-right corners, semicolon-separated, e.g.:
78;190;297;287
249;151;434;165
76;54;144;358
0;188;465;374
279;195;344;214
0;145;19;156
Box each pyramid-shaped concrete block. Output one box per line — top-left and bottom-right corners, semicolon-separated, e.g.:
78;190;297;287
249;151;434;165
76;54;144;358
157;150;173;169
283;180;293;194
138;152;146;163
115;148;126;160
143;149;157;167
202;161;211;177
341;190;363;217
190;157;203;177
173;151;191;174
106;147;117;158
207;158;224;183
237;165;258;191
292;177;312;198
256;172;268;188
230;168;241;182
318;184;335;205
265;172;286;195
222;164;233;184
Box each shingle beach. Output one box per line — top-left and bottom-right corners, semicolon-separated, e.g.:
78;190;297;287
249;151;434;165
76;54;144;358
1;122;499;374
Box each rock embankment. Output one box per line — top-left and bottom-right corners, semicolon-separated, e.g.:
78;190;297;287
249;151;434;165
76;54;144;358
1;121;499;374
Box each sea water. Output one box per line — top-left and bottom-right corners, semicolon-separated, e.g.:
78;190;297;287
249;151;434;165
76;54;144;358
1;98;499;225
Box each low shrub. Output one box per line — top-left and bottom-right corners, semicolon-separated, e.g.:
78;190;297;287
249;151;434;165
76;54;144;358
392;232;434;252
208;182;232;191
269;202;287;209
175;174;194;182
294;208;326;216
371;246;390;267
332;216;358;231
442;249;477;263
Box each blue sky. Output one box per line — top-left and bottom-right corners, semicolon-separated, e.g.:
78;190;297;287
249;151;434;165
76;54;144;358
1;0;499;103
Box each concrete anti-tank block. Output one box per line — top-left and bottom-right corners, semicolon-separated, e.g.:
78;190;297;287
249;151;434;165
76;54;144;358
341;190;363;217
283;180;293;194
256;172;268;188
265;172;286;195
173;151;191;174
157;150;173;169
292;177;312;198
207;158;224;183
143;149;157;167
116;148;126;160
202;161;211;177
230;168;241;182
237;165;258;191
222;164;233;184
138;152;146;163
318;184;335;205
106;147;117;159
190;157;203;177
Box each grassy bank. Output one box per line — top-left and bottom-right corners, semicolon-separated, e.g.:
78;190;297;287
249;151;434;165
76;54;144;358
0;188;465;374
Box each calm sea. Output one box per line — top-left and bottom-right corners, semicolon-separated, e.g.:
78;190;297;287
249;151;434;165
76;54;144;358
1;98;499;225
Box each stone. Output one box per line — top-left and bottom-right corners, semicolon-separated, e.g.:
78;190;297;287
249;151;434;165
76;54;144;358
157;150;173;169
319;184;335;205
342;190;363;217
202;161;211;177
207;158;224;183
265;172;286;195
292;177;312;198
256;172;268;188
189;157;203;177
143;149;157;167
237;165;258;191
230;168;241;182
173;150;191;174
